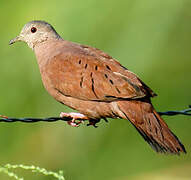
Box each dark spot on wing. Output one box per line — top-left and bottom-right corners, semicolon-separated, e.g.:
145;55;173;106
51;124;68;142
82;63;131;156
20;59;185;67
80;76;84;88
85;64;88;69
90;72;98;98
105;74;108;78
79;59;81;64
115;87;121;94
95;65;98;70
106;65;111;70
109;79;114;85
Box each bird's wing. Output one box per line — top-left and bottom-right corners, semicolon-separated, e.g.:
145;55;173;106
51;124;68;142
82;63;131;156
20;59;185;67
80;44;156;97
45;43;156;102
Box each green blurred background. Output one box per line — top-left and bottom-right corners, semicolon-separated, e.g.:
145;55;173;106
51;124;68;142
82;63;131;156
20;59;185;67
0;0;191;179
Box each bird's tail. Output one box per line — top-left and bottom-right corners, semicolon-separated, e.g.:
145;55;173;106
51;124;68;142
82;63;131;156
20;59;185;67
116;100;186;154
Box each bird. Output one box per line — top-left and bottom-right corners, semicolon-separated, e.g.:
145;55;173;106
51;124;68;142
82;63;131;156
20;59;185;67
9;20;186;154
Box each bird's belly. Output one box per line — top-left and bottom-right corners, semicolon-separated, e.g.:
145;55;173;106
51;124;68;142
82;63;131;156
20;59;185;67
54;89;114;119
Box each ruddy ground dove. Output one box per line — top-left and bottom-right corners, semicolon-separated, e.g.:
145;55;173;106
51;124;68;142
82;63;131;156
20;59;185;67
9;20;186;154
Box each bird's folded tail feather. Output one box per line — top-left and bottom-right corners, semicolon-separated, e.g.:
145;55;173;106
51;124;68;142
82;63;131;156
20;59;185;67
116;100;186;154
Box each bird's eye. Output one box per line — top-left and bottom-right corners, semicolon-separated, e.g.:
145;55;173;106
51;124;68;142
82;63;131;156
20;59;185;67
31;27;37;33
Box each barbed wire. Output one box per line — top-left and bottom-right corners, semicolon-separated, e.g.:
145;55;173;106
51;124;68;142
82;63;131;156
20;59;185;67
158;105;191;116
0;105;190;123
0;116;73;123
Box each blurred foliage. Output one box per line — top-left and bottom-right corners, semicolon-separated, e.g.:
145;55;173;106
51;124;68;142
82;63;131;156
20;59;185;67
0;0;191;179
0;164;65;180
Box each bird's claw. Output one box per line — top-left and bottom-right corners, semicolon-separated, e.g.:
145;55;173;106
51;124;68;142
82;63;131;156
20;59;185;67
103;117;108;123
60;112;88;127
87;119;100;128
67;119;84;127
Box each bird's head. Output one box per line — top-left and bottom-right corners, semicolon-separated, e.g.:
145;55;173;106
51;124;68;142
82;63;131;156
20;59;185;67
9;20;61;49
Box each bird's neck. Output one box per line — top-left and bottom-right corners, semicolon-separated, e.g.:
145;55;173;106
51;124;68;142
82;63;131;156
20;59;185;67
34;39;64;69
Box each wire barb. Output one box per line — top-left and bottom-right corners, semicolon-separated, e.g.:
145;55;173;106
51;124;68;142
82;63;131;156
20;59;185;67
0;105;190;123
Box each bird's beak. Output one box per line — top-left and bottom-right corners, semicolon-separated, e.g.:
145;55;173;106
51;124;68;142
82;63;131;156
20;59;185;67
9;35;23;45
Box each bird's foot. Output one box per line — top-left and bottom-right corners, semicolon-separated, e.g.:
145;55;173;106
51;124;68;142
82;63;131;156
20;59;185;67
0;115;8;119
60;112;89;127
87;119;100;128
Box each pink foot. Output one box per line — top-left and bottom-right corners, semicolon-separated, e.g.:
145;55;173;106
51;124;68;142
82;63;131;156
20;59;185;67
0;115;8;119
60;112;88;127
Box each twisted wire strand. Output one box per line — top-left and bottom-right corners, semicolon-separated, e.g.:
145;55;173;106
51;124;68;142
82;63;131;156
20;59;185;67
0;116;73;123
0;105;190;123
158;105;191;116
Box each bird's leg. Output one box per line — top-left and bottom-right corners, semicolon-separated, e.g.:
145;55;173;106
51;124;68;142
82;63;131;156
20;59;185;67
60;112;89;127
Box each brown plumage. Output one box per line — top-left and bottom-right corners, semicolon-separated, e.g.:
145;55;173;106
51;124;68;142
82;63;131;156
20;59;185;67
10;20;186;154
